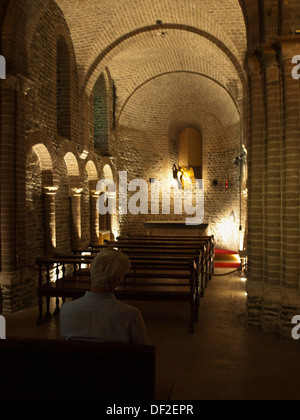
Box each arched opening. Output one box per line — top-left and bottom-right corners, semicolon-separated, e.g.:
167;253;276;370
64;151;80;179
103;164;114;182
25;149;45;261
32;143;54;187
94;73;109;154
26;143;56;261
98;164;115;237
85;160;100;245
57;35;71;140
179;127;203;179
63;152;81;248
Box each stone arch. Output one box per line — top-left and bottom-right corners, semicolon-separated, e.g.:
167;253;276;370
117;71;242;129
32;143;54;188
1;0;52;76
62;151;81;247
97;160;116;235
26;131;57;182
25;138;56;259
102;164;114;181
58;139;82;185
93;71;110;155
83;24;247;97
85;160;99;182
178;127;203;179
56;34;72;140
84;159;100;245
53;24;79;143
98;158;115;181
64;151;80;178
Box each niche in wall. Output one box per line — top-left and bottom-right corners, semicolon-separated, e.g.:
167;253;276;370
57;35;71;140
179;127;202;179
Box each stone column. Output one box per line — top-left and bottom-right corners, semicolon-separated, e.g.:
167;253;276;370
70;188;83;249
279;39;300;335
0;75;18;276
90;190;101;246
246;53;265;327
43;186;58;256
260;45;283;331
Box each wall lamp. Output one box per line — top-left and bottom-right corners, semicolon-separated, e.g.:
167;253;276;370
234;145;247;166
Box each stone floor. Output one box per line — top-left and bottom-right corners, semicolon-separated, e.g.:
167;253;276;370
4;268;300;400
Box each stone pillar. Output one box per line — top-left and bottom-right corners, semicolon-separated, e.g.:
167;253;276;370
90;190;101;246
43;186;58;256
0;73;32;311
70;188;83;249
246;53;265;327
261;45;283;331
280;39;300;336
0;75;18;276
281;40;300;289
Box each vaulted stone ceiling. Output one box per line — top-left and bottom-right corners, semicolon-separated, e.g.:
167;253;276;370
55;0;247;122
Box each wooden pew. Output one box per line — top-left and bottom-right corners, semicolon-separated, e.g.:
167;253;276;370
36;249;204;333
88;238;214;282
0;337;155;400
74;238;210;295
116;234;214;262
116;235;215;272
36;235;213;332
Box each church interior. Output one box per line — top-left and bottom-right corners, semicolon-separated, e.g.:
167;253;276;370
0;0;300;401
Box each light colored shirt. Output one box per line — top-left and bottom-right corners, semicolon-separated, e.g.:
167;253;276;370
60;292;150;345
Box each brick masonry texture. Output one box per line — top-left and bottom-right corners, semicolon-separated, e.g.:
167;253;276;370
0;0;300;340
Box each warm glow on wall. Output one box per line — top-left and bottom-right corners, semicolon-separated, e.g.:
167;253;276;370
216;216;240;251
111;217;120;241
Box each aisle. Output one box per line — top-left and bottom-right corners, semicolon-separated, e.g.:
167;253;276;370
133;269;300;400
4;268;300;400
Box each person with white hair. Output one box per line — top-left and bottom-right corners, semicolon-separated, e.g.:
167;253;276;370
60;248;150;345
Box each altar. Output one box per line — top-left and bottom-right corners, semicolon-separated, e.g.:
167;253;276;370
144;221;209;237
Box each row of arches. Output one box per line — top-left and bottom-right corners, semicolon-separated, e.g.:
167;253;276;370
25;136;114;264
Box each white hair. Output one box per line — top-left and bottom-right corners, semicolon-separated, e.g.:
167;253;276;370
90;248;131;291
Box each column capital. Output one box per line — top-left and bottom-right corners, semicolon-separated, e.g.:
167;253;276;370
70;187;83;197
90;190;101;198
43;186;58;196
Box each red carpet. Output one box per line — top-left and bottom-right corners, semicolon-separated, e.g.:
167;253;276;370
214;249;241;269
215;249;239;255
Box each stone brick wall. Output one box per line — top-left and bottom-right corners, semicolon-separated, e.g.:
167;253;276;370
246;0;300;339
94;73;109;155
2;0;300;342
113;72;243;250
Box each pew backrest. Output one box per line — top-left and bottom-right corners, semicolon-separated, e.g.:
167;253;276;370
0;337;155;400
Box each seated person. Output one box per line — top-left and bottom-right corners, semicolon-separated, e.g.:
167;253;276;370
60;248;150;345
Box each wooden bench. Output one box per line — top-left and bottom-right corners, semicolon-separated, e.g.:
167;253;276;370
74;238;211;289
88;237;214;281
36;252;203;333
116;234;215;271
0;337;155;400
